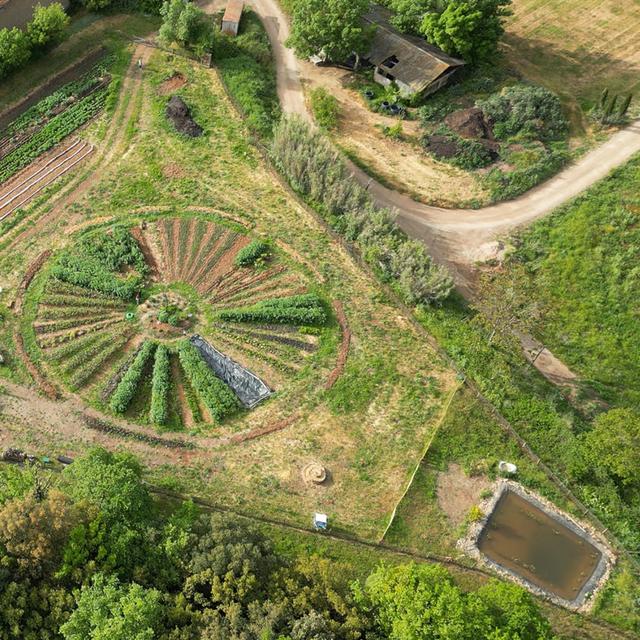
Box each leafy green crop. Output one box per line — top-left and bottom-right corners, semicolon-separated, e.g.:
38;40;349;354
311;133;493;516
219;294;327;325
177;341;238;422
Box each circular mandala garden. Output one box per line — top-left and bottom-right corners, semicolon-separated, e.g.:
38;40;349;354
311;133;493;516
31;216;330;430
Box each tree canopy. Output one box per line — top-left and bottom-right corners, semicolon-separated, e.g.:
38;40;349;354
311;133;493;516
584;409;640;488
287;0;374;62
0;449;557;639
420;0;512;63
26;2;70;48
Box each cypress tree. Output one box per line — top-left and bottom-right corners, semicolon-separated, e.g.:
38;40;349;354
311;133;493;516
618;94;633;119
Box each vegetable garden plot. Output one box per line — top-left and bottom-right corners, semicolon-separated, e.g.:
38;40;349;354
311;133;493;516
26;217;336;433
0;61;112;185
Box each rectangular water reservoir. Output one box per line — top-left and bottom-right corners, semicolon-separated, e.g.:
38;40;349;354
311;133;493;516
477;489;605;603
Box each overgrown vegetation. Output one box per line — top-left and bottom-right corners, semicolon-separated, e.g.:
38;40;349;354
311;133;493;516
421;82;570;201
271;116;453;305
234;239;271;267
51;226;147;299
0;449;557;639
150;343;171;425
216;11;280;138
491;154;640;409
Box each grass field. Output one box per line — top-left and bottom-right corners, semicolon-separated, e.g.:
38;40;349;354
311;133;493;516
504;0;640;128
496;154;640;409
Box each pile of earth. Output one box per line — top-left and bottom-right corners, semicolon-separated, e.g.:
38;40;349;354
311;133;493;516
165;95;203;138
426;107;500;160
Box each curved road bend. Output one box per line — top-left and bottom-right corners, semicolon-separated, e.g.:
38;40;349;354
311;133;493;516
210;0;639;389
245;0;640;283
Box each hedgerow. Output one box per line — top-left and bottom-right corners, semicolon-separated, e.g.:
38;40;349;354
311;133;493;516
177;341;238;422
219;294;327;326
150;344;171;426
234;239;271;267
110;341;156;414
271;117;453;306
51;225;147;300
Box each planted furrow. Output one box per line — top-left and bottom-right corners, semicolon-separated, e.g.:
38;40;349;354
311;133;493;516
38;317;125;348
130;226;161;281
226;327;318;353
157;219;173;281
175;218;196;281
170;218;182;280
70;329;136;390
101;343;145;402
190;229;238;289
211;265;288;301
194;234;249;292
180;219;208;280
35;311;123;335
213;324;305;362
110;340;156;413
37;305;118;321
149;344;171;426
40;295;126;310
182;222;223;284
206;329;299;375
45;280;129;302
214;283;307;310
177;340;239;423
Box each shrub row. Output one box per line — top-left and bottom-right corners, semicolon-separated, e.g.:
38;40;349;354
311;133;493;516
51;226;147;300
234;239;270;267
150;344;171;426
270;117;453;306
219;294;327;326
177;341;238;423
110;341;156;414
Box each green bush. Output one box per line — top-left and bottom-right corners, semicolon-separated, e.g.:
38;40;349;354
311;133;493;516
110;341;156;414
150;344;171;426
51;226;148;300
310;87;340;130
477;84;568;141
482;142;569;201
234;240;271;267
219;294;328;325
177;341;238;422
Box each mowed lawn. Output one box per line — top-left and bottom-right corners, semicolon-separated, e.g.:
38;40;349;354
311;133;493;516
504;0;640;128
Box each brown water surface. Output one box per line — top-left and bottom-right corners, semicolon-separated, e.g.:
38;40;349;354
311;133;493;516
478;490;602;601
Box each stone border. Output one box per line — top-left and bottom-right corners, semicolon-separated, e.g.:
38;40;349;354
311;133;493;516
458;480;616;612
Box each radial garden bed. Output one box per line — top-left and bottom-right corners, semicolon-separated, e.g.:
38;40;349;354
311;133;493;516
24;215;333;432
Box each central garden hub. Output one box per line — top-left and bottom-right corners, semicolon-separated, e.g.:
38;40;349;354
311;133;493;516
139;291;195;339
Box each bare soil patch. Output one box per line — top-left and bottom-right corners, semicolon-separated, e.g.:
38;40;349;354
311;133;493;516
436;463;490;527
298;61;487;207
162;162;186;179
158;72;187;96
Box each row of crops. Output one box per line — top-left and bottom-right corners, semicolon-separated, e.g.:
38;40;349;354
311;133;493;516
0;60;113;183
28;220;333;433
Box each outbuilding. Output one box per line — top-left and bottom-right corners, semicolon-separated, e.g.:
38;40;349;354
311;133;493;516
221;0;243;36
363;6;465;99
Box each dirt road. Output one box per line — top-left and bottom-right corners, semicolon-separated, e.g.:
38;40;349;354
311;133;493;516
246;0;640;274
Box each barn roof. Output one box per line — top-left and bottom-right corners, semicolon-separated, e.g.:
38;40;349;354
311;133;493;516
364;6;464;93
222;0;243;24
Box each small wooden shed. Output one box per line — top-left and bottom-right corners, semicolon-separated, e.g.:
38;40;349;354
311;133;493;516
221;0;244;37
